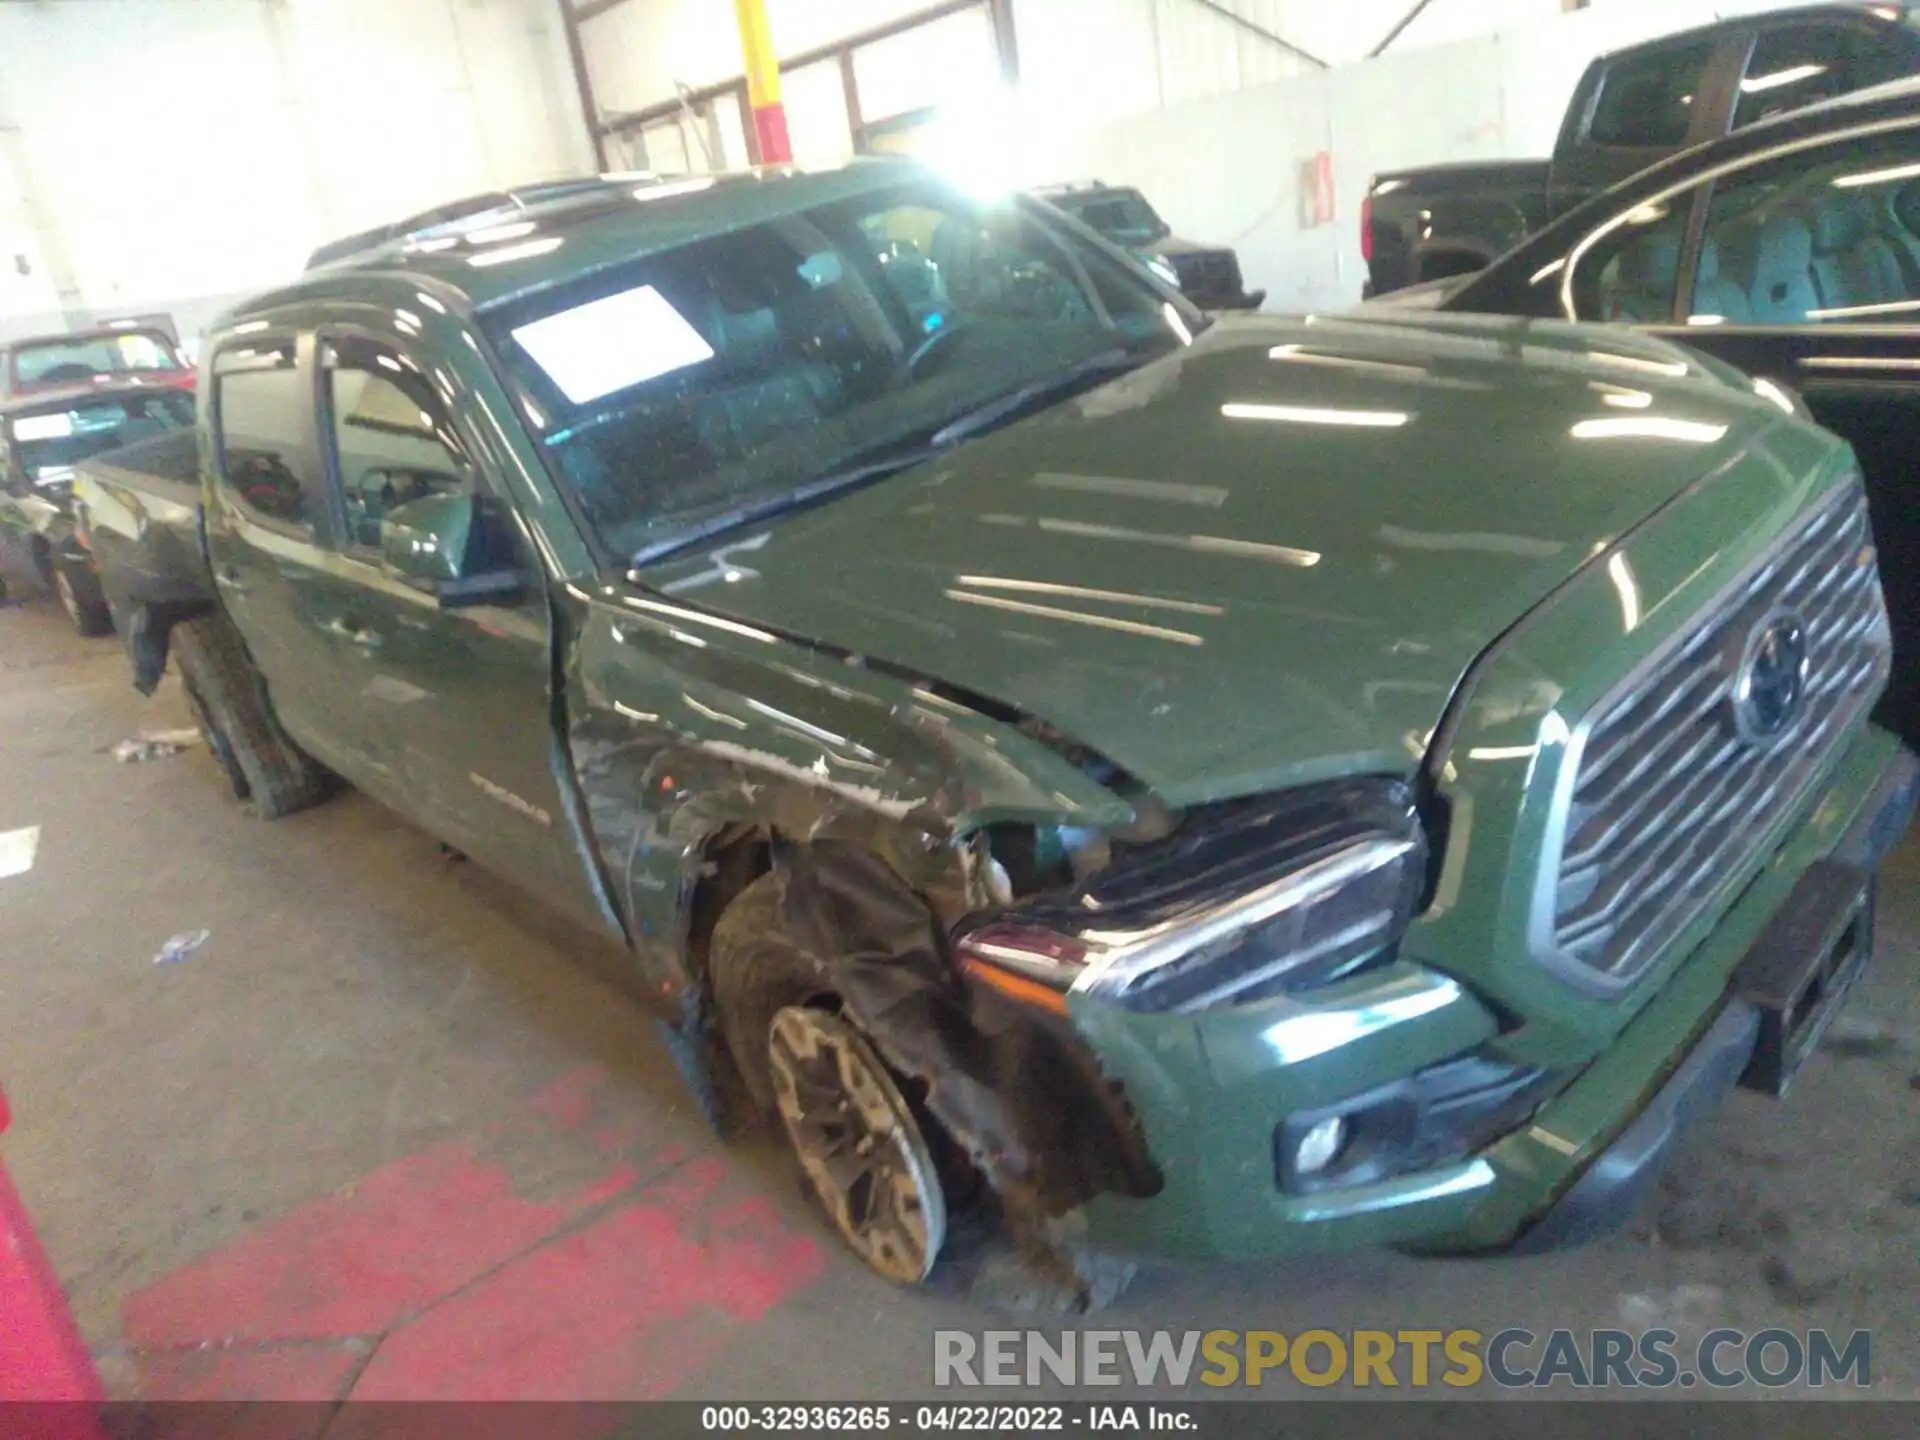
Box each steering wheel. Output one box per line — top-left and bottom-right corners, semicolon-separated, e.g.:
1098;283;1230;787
901;319;969;382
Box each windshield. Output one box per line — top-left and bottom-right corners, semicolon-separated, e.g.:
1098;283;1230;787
11;331;184;388
1050;189;1168;246
6;391;197;482
481;176;1201;564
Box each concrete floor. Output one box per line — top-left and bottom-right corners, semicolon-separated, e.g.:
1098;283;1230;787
3;549;1918;1409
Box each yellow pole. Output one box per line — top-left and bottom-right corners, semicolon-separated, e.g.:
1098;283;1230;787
733;0;791;163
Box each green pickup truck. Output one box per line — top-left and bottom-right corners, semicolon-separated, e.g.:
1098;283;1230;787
77;158;1917;1298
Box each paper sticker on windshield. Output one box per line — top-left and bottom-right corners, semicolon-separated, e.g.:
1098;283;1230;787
510;285;715;405
13;412;74;442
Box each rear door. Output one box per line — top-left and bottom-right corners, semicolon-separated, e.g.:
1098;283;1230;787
203;333;387;781
310;323;606;926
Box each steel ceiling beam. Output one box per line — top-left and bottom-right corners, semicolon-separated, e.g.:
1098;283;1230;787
1181;0;1329;70
1367;0;1439;58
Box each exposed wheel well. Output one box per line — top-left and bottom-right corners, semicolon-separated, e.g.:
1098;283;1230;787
685;826;772;980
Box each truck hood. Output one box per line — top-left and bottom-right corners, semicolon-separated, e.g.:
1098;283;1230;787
644;312;1783;805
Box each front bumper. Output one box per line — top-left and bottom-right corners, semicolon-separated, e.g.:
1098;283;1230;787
1075;727;1915;1261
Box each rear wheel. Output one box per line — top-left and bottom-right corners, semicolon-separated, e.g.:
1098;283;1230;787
710;875;951;1284
171;612;333;819
53;563;112;637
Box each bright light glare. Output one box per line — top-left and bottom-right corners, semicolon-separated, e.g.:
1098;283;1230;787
1163;302;1193;346
13;413;74;441
633;177;716;203
1686;314;1727;326
464;221;537;246
1833;159;1920;189
1608;553;1641;631
467;237;564;269
1571;417;1729;444
511;284;716;404
1752;377;1799;415
1740;63;1828;94
1222;402;1410;428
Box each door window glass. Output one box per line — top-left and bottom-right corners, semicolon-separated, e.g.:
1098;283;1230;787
1587;42;1716;149
320;336;473;550
1734;25;1908;130
1688;126;1920;326
214;340;313;530
1575;199;1695;322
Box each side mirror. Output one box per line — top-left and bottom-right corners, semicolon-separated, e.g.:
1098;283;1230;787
380;493;529;610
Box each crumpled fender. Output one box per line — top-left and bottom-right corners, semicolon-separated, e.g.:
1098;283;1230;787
565;595;1130;993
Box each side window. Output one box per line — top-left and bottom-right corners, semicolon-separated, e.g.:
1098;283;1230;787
1574;199;1696;322
1733;25;1877;130
1587;41;1716;149
319;336;474;550
214;340;314;532
1688;127;1920;327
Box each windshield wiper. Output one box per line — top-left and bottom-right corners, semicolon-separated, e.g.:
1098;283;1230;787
629;439;944;569
927;347;1139;449
628;347;1148;570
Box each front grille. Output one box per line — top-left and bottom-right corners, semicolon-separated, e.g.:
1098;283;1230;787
1547;482;1889;985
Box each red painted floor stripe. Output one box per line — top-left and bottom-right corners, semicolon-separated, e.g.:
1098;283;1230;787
116;1067;826;1404
346;1170;823;1400
123;1141;636;1348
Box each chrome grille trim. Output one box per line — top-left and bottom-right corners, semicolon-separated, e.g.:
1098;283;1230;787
1534;481;1889;988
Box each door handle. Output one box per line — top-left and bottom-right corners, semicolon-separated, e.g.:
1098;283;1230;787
323;617;385;651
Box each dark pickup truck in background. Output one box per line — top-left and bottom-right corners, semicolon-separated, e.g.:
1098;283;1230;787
1034;181;1266;310
1362;4;1920;297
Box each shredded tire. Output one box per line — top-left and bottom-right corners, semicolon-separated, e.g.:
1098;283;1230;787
171;611;333;819
708;874;836;1116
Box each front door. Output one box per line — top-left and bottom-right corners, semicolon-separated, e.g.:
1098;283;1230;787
311;327;610;934
1633;121;1920;736
203;332;386;782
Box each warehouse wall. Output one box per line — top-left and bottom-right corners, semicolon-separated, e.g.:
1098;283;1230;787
0;0;592;346
1017;0;1844;312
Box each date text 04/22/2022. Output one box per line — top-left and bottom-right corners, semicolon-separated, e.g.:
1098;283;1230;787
699;1405;1196;1432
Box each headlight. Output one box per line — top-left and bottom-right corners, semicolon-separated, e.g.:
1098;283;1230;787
956;779;1427;1013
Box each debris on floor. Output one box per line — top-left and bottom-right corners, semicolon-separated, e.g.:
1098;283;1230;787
112;730;203;764
153;930;211;966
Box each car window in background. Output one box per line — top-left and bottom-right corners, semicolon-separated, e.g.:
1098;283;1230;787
1575;199;1696;321
1055;190;1168;245
321;336;474;549
6;391;195;483
214;341;314;532
483;178;1195;563
1588;41;1717;149
1733;25;1906;129
1688;125;1920;326
11;331;183;386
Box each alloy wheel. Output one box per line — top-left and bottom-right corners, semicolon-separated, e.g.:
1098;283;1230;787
766;1005;947;1283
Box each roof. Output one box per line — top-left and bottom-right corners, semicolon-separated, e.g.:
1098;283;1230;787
2;322;178;353
260;160;927;321
0;376;191;418
1599;2;1916;59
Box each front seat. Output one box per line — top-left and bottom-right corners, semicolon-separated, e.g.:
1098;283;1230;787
1811;192;1910;317
1691;238;1753;324
1746;214;1819;323
1600;231;1681;322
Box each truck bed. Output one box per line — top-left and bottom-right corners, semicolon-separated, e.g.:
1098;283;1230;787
72;429;215;692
